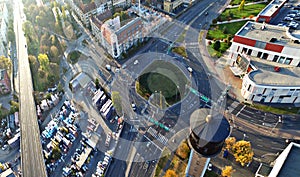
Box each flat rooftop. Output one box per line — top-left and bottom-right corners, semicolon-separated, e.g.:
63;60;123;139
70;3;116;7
258;0;285;17
236;21;300;48
269;143;300;177
248;56;300;86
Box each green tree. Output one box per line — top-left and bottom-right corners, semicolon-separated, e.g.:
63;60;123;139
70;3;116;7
112;91;123;115
239;0;245;11
232;140;254;166
213;40;221;51
38;53;50;71
51;145;61;161
95;78;100;90
0;56;12;72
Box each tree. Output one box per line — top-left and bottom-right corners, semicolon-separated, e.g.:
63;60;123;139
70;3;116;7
225;137;236;150
50;45;59;61
112;91;123;115
51;145;61;161
95;78;100;90
38;53;50;71
164;170;177;177
176;141;190;159
28;55;39;73
239;0;245;11
0;56;12;72
232;140;254;166
213;40;221;51
222;166;235;177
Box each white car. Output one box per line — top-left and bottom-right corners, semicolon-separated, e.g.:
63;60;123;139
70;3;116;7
134;60;139;65
284;16;294;21
105;64;111;71
2;145;8;151
187;67;193;73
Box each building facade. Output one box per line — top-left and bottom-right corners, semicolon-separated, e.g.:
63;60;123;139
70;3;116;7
241;65;300;103
67;0;108;26
229;21;300;68
98;16;144;58
164;0;183;13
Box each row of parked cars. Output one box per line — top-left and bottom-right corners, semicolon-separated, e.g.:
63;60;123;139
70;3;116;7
280;9;300;29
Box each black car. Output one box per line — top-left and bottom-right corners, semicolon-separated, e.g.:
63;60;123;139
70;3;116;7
295;17;300;21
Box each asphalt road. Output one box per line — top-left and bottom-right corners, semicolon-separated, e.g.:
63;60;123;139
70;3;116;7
14;0;47;176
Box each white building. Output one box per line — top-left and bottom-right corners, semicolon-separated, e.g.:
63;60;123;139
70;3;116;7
96;16;144;58
241;57;300;104
0;18;7;51
229;21;300;68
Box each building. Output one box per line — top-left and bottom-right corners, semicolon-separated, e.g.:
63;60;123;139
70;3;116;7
67;0;108;26
185;149;210;177
90;10;112;42
256;0;286;23
241;56;300;104
164;0;183;13
229;21;300;67
0;17;7;55
256;142;300;177
0;69;10;94
188;108;230;157
99;16;144;58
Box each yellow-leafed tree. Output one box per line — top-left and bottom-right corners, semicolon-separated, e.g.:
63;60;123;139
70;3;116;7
225;137;236;150
239;0;245;11
222;166;235;177
164;169;178;177
232;140;254;166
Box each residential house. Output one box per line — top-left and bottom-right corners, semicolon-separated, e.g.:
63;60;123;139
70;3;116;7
0;69;10;94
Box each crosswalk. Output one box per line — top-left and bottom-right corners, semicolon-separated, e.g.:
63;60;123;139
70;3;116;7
147;127;168;145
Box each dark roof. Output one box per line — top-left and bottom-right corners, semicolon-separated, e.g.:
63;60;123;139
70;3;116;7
278;145;300;177
256;163;272;177
79;2;96;13
190;108;230;143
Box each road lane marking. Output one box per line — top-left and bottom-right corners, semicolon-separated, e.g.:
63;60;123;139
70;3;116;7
236;105;246;117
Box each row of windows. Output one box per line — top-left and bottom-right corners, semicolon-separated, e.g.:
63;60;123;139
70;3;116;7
240;47;294;65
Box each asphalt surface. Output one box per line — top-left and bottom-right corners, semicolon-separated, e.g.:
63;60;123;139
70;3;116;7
14;0;47;176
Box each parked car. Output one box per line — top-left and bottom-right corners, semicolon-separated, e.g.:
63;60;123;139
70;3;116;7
284;16;294;21
105;64;111;71
294;17;300;21
1;144;8;151
131;102;137;111
287;13;296;17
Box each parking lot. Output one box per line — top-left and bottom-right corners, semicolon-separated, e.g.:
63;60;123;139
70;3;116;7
270;0;300;29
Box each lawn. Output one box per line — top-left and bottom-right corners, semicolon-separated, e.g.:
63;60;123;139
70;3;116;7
230;0;264;5
136;60;189;105
172;46;188;58
207;21;248;40
249;103;300;115
219;3;267;21
204;171;219;177
207;42;230;58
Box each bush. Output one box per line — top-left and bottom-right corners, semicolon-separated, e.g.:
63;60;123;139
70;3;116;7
213;40;221;51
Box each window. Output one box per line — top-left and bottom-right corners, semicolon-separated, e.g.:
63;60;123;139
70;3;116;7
262;53;269;59
242;47;247;53
284;58;293;65
273;55;279;62
247;49;252;55
257;51;262;58
278;56;285;64
247;84;252;91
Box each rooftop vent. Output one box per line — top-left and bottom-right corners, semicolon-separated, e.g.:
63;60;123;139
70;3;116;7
294;40;300;44
274;66;280;72
270;38;277;42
